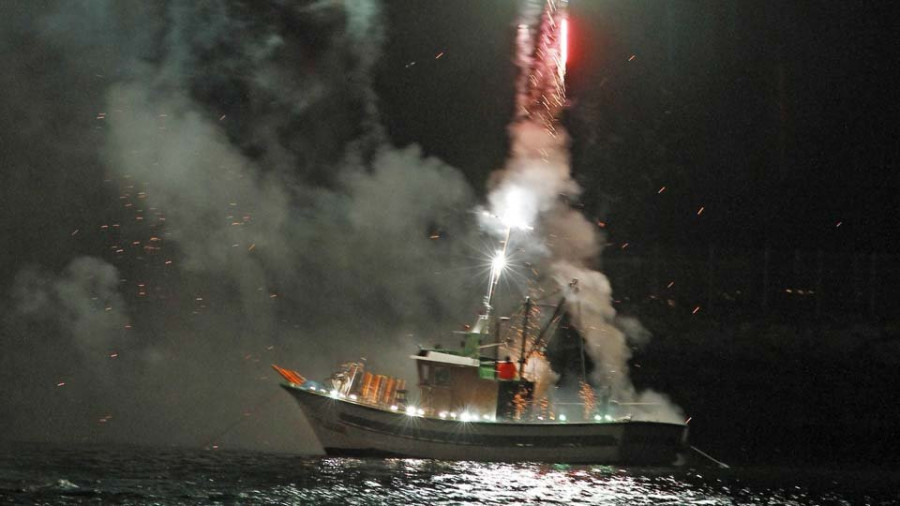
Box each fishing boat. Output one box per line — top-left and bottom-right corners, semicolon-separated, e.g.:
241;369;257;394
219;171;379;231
275;356;686;464
273;242;688;464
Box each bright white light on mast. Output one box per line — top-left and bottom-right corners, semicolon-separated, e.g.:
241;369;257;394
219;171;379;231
492;250;507;273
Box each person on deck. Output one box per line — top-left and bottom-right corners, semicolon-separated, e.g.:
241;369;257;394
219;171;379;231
497;356;517;381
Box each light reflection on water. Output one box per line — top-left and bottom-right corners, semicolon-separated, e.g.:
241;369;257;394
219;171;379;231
245;459;878;505
1;445;897;505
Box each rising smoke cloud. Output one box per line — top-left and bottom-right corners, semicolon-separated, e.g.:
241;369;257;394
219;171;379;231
0;0;482;450
13;257;129;358
483;0;683;423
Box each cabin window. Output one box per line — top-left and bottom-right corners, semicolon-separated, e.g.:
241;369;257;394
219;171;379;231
418;364;430;386
433;367;451;386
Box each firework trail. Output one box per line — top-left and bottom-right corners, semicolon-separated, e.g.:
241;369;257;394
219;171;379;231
488;0;683;422
493;0;573;241
485;0;576;237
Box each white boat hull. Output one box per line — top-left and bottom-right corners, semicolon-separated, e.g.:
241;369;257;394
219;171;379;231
283;384;687;464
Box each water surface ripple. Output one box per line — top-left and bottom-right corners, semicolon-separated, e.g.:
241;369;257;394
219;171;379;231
1;444;896;505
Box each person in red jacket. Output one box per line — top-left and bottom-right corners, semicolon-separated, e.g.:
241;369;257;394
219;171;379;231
497;356;517;381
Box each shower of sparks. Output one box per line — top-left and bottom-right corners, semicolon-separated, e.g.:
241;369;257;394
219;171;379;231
516;0;569;130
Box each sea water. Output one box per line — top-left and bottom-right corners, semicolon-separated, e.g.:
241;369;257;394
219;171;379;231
1;443;897;505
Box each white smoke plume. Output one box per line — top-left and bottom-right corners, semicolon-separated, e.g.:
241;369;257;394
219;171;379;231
13;257;130;361
93;0;480;431
0;0;482;449
485;0;682;422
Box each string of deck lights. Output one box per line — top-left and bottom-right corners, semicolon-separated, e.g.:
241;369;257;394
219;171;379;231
302;382;619;424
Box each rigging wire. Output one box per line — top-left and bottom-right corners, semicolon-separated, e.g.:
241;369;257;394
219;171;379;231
200;390;284;449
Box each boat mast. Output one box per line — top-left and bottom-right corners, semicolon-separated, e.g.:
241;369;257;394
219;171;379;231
519;296;531;378
487;225;512;312
474;225;512;334
577;299;587;384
